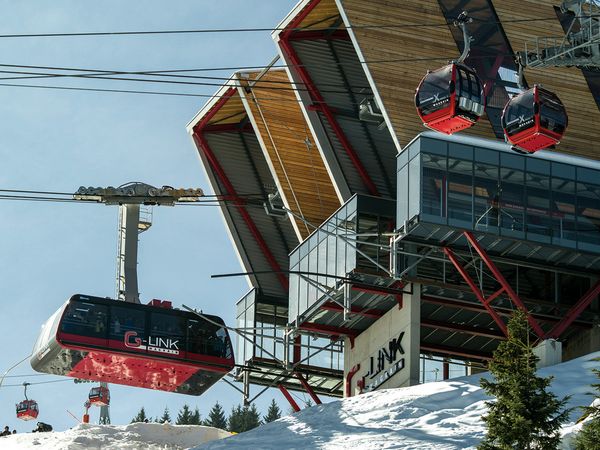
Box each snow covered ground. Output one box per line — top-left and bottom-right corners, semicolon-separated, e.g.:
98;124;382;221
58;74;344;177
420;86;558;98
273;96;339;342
0;423;231;450
196;352;600;450
3;352;599;449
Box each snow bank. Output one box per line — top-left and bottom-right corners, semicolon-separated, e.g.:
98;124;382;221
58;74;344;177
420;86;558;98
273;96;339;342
1;422;231;450
194;352;600;450
3;352;598;449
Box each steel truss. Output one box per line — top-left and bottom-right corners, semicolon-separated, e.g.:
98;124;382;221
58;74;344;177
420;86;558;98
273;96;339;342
393;229;600;341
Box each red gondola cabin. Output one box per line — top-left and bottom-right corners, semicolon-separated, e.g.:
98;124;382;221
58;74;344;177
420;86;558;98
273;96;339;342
415;63;485;135
16;400;39;421
31;294;235;396
501;85;568;153
88;386;110;406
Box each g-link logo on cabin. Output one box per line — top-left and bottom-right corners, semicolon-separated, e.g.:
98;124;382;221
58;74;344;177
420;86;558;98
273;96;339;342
361;332;405;393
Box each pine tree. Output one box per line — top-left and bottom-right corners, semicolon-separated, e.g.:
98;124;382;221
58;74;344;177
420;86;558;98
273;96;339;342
478;309;570;450
204;402;228;429
131;407;148;423
160;406;171;424
228;405;244;433
243;403;261;431
190;407;201;425
227;403;262;433
263;399;282;423
574;362;600;450
176;404;194;425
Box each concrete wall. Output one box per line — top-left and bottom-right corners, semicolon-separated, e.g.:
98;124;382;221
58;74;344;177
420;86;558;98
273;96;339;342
563;325;600;361
344;284;421;397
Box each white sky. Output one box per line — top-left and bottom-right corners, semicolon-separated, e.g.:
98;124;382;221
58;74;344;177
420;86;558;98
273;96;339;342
0;0;303;432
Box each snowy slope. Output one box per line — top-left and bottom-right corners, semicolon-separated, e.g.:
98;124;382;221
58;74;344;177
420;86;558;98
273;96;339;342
195;352;600;450
0;423;231;450
3;352;599;450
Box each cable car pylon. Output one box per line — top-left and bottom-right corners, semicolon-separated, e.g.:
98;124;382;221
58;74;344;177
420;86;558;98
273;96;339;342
415;12;485;135
73;182;204;424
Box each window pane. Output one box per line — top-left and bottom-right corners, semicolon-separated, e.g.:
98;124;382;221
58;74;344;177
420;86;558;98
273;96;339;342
447;156;473;227
421;152;446;223
110;306;145;341
474;161;499;232
525;171;552;243
61;301;108;340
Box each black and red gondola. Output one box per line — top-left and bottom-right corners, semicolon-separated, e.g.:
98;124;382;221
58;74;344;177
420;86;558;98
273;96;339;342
501;84;568;153
16;383;39;421
31;294;235;396
88;385;110;406
415;12;485;135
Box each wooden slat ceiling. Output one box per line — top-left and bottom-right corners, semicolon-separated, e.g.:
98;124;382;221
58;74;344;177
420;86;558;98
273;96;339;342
241;69;341;239
298;0;341;30
338;0;498;149
204;88;247;126
492;0;600;160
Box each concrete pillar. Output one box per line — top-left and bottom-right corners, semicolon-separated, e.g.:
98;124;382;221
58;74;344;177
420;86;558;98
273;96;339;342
533;339;562;368
343;283;421;396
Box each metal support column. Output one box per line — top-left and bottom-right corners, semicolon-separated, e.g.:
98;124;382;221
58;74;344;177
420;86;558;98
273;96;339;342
117;204;142;304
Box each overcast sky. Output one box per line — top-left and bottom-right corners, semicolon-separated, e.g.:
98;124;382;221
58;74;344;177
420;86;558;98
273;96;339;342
0;0;304;431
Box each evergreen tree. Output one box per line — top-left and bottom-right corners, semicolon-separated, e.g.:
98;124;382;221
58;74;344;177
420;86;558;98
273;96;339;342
574;362;600;450
263;399;282;423
204;402;228;429
160;406;171;423
243;403;261;430
190;407;202;425
176;404;194;425
228;405;244;433
131;407;148;423
478;310;570;450
227;403;262;433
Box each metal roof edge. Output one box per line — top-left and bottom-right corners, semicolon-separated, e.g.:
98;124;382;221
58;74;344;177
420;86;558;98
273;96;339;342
185;75;240;134
406;131;600;170
271;0;312;41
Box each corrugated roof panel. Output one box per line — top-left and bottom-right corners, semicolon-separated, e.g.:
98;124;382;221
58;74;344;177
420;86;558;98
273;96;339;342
196;129;299;298
291;38;398;198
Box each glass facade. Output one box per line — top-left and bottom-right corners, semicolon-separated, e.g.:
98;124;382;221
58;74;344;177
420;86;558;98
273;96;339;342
397;136;600;253
235;288;343;371
288;195;395;324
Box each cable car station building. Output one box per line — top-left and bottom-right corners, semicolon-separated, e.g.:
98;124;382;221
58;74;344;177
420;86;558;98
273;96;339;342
188;0;600;409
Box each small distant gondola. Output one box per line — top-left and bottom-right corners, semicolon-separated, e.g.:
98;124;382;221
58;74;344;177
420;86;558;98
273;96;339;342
88;386;110;406
415;63;485;135
16;383;39;421
31;294;234;396
501;85;568;153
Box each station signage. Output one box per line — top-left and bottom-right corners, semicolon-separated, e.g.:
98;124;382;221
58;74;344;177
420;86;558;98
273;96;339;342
359;331;406;392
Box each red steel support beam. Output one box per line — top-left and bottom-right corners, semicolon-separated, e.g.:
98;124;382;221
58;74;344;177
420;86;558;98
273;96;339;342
202;123;254;133
443;360;450;381
345;364;360;397
547;279;600;338
278;5;379;197
420;343;493;361
463;231;545;338
443;247;508;337
287;29;350;41
278;384;301;412
295;373;322;405
421;294;592;328
192;89;288;291
298;322;358;348
293;335;302;364
421;319;506;340
320;302;384;319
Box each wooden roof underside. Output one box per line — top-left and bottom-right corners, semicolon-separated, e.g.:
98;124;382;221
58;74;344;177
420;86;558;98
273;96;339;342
241;70;341;239
298;0;600;161
493;0;600;160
